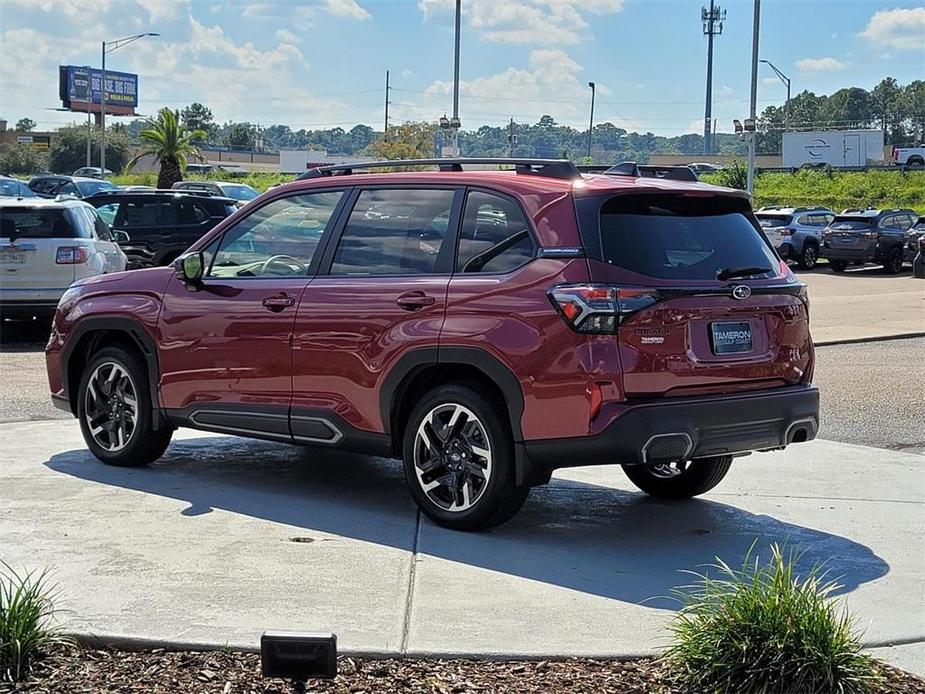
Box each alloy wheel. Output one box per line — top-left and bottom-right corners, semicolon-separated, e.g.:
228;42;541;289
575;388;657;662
84;361;138;452
802;245;817;269
413;403;492;512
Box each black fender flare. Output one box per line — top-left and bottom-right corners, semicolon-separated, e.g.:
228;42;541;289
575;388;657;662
380;346;525;442
61;316;163;425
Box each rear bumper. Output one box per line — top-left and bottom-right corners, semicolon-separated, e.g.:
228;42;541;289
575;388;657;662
821;242;881;263
523;384;819;472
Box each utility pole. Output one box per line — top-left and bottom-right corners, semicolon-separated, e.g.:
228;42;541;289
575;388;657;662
760;59;791;133
100;41;106;172
507;117;516;157
384;69;390;141
701;0;726;156
746;0;760;195
587;81;596;160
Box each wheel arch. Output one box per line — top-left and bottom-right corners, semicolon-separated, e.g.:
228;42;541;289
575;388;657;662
381;347;526;453
63;317;163;426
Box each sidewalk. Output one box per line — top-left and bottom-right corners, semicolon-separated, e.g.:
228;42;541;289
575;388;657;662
802;268;924;344
1;421;922;674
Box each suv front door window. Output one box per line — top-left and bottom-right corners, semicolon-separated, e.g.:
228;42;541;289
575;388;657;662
157;191;346;422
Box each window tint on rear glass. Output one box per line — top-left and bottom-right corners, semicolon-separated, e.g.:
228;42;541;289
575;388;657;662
457;191;535;273
331;188;454;275
757;215;789;228
830;218;873;230
599;195;778;281
0;207;84;239
76;180;118;196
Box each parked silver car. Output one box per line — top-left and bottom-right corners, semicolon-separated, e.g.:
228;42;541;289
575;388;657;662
756;206;835;270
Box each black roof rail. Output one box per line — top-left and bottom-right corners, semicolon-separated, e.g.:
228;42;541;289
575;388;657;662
602;162;699;182
297;157;582;181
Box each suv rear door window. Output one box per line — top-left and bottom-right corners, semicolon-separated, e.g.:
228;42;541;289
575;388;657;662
598;194;778;281
830;217;873;230
123;199;178;227
456;191;535;273
330;188;454;275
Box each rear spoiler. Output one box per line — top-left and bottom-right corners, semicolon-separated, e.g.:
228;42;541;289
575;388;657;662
603;162;699;182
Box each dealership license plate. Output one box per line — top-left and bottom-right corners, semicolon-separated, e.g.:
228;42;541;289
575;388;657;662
710;321;753;355
0;247;26;264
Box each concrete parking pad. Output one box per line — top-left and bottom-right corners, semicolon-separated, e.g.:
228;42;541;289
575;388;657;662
0;421;922;670
800;269;924;344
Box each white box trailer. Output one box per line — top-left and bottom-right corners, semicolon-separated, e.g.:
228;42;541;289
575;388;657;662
782;130;884;168
279;150;374;174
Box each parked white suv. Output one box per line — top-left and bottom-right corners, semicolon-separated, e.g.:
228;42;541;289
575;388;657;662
0;198;128;319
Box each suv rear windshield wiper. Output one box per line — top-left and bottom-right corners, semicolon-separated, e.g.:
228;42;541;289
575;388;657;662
716;265;771;281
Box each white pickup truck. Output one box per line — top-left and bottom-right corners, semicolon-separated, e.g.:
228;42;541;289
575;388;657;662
893;147;925;167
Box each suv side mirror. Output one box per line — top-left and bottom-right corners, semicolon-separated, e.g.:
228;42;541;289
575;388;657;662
175;251;205;286
111;230;130;243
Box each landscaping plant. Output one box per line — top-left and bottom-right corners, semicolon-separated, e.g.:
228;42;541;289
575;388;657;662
663;544;883;694
0;561;71;682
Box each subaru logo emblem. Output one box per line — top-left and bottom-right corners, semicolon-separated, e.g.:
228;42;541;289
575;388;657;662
732;285;751;300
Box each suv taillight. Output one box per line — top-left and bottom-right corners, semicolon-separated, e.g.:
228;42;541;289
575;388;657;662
548;284;658;333
56;246;90;264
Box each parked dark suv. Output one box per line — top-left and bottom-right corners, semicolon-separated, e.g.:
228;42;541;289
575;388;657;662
83;190;239;268
46;159;819;531
820;208;919;273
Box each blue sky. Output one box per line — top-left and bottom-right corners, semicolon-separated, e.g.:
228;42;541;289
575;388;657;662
1;0;923;136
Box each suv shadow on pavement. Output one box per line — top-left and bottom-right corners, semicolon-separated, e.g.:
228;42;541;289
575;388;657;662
45;435;888;609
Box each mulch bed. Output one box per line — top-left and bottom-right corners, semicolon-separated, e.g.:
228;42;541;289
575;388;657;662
4;646;924;693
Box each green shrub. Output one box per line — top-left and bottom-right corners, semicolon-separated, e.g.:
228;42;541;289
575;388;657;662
0;562;71;682
663;544;882;694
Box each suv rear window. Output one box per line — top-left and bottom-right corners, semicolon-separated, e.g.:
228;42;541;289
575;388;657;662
829;217;874;230
0;207;84;239
756;214;790;228
597;194;777;281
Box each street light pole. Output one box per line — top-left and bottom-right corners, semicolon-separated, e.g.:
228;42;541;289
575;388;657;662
85;66;92;168
100;32;159;175
759;59;791;132
587;81;595;160
746;0;761;195
450;0;461;156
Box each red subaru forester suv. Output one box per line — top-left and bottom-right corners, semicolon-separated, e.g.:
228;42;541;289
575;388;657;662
46;159;819;531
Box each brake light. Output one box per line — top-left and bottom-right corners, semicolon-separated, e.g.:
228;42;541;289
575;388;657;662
56;246;90;264
548;284;659;333
893;148;898;162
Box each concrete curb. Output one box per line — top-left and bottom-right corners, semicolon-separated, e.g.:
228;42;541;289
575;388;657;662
815;332;925;347
67;631;925;660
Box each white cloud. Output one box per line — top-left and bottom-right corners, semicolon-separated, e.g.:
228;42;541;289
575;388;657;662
861;7;925;51
796;57;847;72
324;0;371;21
275;29;299;44
719;84;734;95
418;0;624;44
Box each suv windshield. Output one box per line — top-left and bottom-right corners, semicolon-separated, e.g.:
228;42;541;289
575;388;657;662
828;217;874;230
0;207;83;238
756;214;790;228
598;194;777;281
76;180;119;196
219;184;258;201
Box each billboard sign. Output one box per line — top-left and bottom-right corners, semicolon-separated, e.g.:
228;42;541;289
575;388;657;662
59;65;138;114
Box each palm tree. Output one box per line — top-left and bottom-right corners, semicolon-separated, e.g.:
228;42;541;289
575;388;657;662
127;108;206;189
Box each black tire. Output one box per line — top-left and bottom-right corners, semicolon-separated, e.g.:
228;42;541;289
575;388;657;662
402;384;529;531
798;242;819;270
77;346;173;467
622;456;733;499
829;260;848;273
907;157;924;169
882;247;904;274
